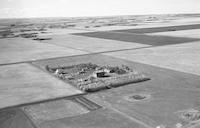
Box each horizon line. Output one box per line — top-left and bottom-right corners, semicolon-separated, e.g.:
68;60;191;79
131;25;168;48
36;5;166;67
0;12;200;20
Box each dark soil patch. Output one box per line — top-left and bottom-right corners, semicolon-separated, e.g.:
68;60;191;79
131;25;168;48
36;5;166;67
33;38;52;41
131;95;147;100
74;31;200;46
124;93;151;102
114;24;200;33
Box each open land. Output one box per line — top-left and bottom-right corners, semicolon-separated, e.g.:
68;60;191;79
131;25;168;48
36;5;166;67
0;14;200;128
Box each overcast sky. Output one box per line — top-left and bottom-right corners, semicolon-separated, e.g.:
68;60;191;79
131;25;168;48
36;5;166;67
0;0;199;18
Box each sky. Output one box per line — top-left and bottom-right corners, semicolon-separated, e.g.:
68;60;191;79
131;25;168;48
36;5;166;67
0;0;199;18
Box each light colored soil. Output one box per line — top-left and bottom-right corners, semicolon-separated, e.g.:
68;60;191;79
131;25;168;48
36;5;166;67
0;63;83;109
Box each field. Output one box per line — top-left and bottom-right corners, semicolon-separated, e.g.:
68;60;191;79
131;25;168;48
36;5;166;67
0;14;200;128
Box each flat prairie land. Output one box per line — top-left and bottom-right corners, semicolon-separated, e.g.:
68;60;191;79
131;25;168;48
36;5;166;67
0;14;200;128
